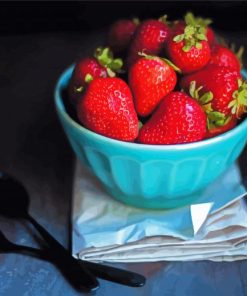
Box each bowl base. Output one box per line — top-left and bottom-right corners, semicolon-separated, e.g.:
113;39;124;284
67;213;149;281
108;188;204;210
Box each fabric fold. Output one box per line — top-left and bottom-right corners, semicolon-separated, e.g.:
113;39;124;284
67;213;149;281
72;160;247;263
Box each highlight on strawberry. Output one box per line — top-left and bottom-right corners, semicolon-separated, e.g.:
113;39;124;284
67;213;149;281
67;11;247;144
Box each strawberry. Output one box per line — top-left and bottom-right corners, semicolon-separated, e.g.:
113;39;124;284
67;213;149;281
108;18;139;53
69;57;107;106
69;47;123;106
126;18;170;68
186;79;238;137
77;77;139;141
138;91;207;145
206;27;215;47
180;65;246;117
128;55;178;117
166;15;211;74
209;44;241;72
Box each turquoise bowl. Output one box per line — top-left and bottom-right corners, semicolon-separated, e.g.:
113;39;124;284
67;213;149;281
54;66;247;209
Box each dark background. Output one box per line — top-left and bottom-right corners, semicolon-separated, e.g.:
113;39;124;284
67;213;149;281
0;1;247;35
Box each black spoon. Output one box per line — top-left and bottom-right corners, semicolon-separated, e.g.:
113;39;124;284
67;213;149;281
0;230;145;287
0;173;146;288
0;173;99;293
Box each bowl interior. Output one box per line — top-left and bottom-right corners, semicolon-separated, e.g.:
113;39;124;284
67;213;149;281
55;66;247;151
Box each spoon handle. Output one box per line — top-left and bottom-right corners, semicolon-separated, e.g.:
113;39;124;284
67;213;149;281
11;245;145;287
26;213;99;293
82;260;146;287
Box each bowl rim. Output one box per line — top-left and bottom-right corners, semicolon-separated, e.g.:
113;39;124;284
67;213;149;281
54;65;247;151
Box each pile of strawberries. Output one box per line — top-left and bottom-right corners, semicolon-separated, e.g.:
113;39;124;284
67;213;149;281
68;12;247;145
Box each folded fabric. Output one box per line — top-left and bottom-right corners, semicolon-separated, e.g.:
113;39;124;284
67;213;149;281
72;160;247;262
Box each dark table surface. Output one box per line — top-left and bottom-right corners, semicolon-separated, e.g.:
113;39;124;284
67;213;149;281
1;4;247;295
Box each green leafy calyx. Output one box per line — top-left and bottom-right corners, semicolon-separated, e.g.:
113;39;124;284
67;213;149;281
173;25;207;52
189;81;229;130
173;12;209;52
84;73;93;83
94;47;123;77
189;81;213;106
185;12;212;28
228;79;247;118
206;112;231;130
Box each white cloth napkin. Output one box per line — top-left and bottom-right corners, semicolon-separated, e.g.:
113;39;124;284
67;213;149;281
72;159;247;262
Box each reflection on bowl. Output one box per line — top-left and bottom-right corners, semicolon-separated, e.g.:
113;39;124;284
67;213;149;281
54;66;247;209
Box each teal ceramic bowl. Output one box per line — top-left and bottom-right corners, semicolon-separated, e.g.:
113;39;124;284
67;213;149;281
55;66;247;209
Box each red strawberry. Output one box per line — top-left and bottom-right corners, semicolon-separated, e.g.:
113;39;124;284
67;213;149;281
171;20;186;36
128;55;178;117
126;18;170;68
138;91;207;145
185;79;239;137
69;47;123;106
209;44;241;72
108;18;139;53
180;65;245;117
166;22;211;74
77;77;139;141
69;57;107;106
206;27;215;47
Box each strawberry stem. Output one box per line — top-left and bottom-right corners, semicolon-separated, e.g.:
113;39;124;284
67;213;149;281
229;43;244;68
137;52;181;72
132;17;140;25
161;58;181;73
138;51;152;59
106;68;116;78
235;45;244;68
158;14;171;26
185;12;212;27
